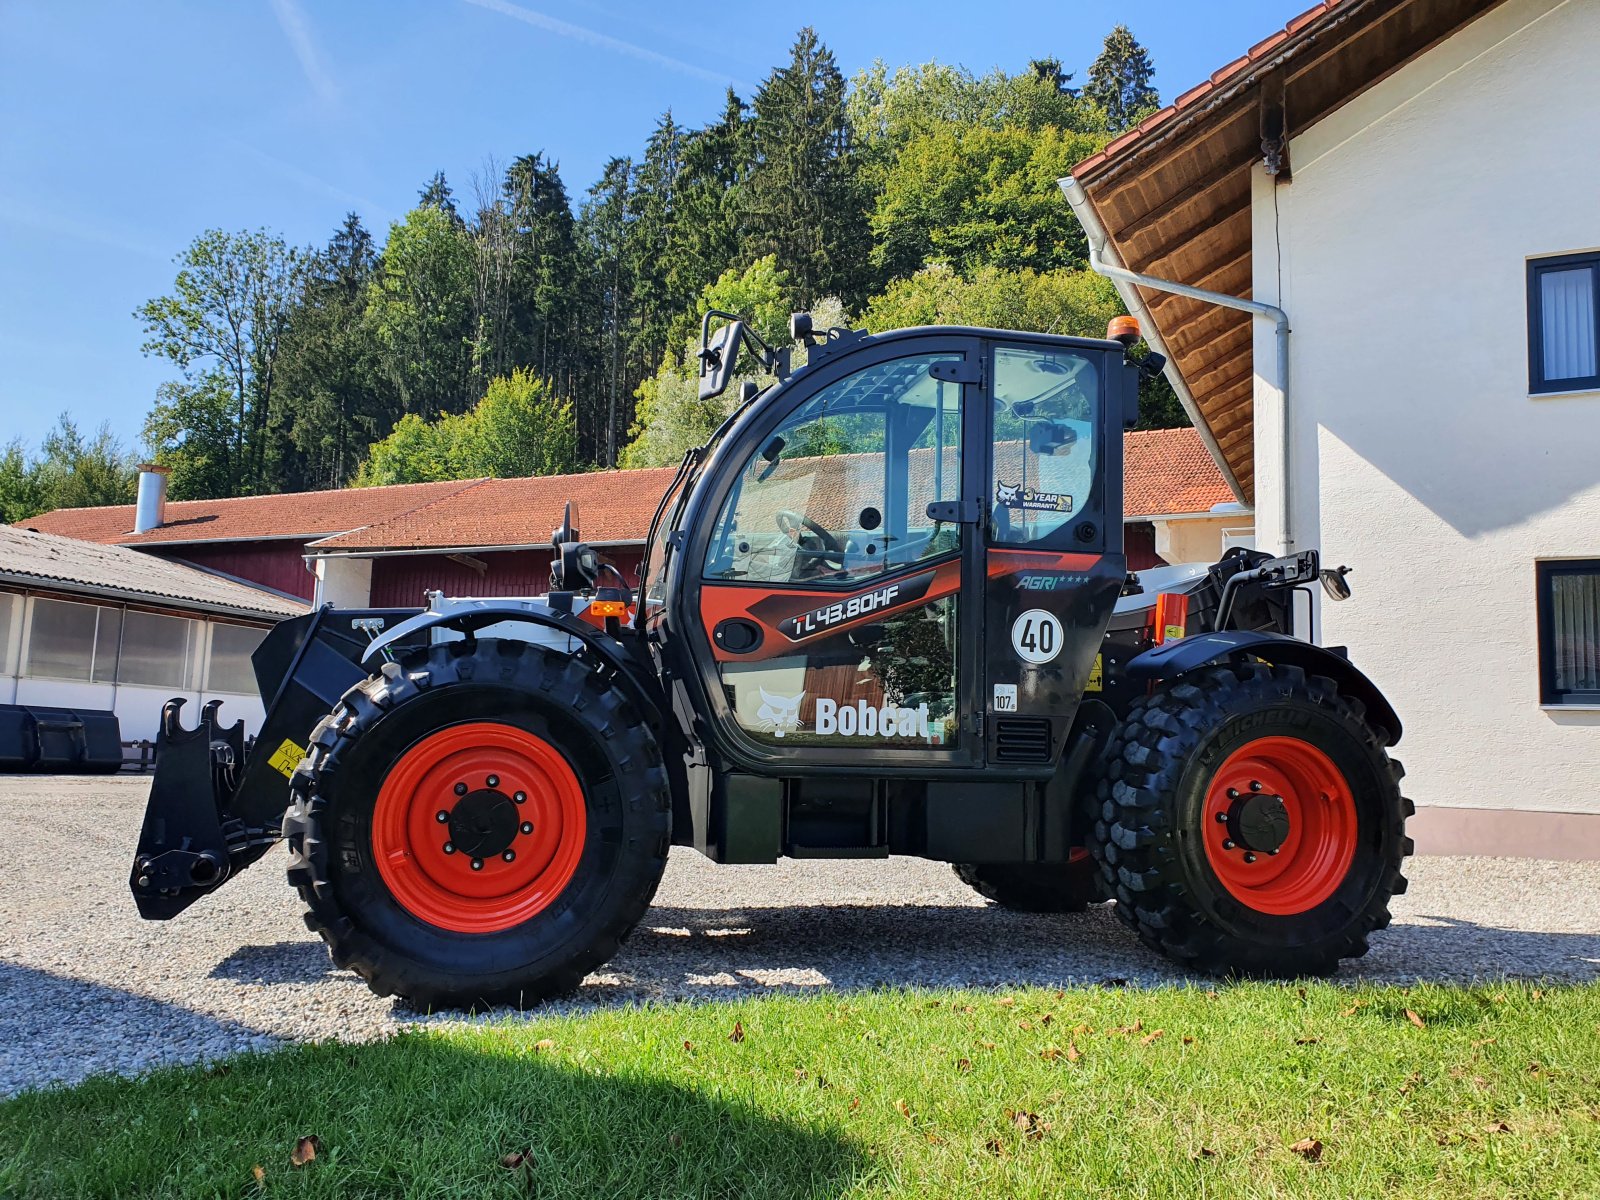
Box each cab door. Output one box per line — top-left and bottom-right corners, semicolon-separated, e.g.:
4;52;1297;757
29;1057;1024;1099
982;339;1128;766
686;337;987;771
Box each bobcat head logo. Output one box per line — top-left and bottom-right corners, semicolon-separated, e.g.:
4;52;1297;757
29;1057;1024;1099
996;481;1022;507
755;688;804;737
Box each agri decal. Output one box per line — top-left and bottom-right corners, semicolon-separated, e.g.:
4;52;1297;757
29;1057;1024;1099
815;698;931;739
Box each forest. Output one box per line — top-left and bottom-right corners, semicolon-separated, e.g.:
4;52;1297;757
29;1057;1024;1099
1;25;1176;521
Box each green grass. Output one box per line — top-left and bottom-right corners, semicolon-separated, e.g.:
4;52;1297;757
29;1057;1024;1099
3;982;1599;1199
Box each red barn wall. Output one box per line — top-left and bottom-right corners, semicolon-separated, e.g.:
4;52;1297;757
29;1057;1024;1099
154;541;316;600
369;547;646;608
1124;522;1165;572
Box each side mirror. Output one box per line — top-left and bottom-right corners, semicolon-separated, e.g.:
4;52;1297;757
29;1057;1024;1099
1320;565;1352;601
756;436;785;481
1027;421;1077;456
698;318;744;401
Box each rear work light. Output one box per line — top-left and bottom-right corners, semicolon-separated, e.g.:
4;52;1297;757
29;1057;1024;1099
1153;592;1189;645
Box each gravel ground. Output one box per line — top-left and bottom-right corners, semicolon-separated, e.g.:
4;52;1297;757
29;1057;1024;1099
3;774;1598;1098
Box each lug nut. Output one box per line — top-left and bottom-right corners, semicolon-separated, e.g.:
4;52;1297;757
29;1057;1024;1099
486;775;499;788
1214;811;1228;824
502;850;516;863
443;842;455;854
436;810;450;823
514;791;527;804
471;858;484;871
1227;788;1239;800
520;821;534;834
1249;780;1263;792
1243;852;1257;864
1222;839;1236;851
1267;848;1279;856
454;783;468;796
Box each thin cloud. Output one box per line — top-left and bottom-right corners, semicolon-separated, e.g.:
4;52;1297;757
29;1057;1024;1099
462;0;752;90
0;201;168;261
269;0;339;105
225;140;390;224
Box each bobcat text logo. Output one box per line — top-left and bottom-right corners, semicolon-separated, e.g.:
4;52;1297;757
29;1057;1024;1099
815;698;931;739
755;688;803;738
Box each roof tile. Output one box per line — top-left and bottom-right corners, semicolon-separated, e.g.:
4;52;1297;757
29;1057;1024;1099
0;526;308;618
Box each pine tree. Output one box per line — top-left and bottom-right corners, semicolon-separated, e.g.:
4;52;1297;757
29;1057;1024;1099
580;157;635;466
419;171;464;228
665;88;749;344
742;28;871;310
628;112;686;376
1084;25;1159;132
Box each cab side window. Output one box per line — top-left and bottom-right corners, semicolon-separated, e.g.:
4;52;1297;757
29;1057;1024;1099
705;353;964;586
990;346;1099;546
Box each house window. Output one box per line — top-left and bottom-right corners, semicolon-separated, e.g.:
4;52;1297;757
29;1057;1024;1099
206;622;265;694
24;598;107;682
117;610;199;689
1528;253;1600;393
1537;560;1600;705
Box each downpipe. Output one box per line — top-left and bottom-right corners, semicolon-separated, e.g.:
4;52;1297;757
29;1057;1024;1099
1058;175;1293;555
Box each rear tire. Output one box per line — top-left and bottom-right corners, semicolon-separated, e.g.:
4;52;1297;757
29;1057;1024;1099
953;850;1102;913
1090;661;1411;976
283;638;670;1009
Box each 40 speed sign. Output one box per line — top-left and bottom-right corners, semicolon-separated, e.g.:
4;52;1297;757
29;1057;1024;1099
1010;609;1064;665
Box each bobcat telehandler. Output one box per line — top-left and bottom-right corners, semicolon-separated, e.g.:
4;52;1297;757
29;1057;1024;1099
129;311;1411;1007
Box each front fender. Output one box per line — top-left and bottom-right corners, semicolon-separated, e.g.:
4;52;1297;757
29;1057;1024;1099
363;598;665;722
1127;630;1402;745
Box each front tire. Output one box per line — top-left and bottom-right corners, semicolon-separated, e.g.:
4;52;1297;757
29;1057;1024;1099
1091;662;1412;976
283;638;670;1009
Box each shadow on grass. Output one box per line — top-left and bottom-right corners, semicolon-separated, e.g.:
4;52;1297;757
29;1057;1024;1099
0;1028;867;1200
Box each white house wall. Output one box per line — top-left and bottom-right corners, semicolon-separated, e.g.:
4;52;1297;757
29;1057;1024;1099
1268;0;1600;835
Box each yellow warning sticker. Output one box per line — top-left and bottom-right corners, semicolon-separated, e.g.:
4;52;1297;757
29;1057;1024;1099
1162;624;1186;643
267;738;306;778
1086;654;1104;692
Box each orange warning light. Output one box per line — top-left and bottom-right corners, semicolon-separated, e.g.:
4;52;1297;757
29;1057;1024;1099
1107;315;1141;346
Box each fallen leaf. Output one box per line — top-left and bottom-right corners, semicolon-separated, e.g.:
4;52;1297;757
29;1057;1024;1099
682;1040;693;1051
729;1022;745;1043
1109;1019;1143;1036
957;1057;973;1073
895;1098;912;1120
1007;1109;1045;1140
1065;1043;1081;1062
985;1137;1006;1157
1289;1137;1323;1162
981;1040;997;1050
290;1135;321;1168
1140;1029;1165;1046
1340;1000;1366;1017
1472;1037;1497;1048
925;1132;944;1145
499;1150;529;1169
1072;1022;1093;1036
1040;1046;1061;1062
961;1004;976;1014
1296;1037;1319;1046
1485;1121;1511;1134
251;1165;265;1183
1182;1036;1195;1046
1018;1020;1033;1031
849;1097;861;1113
1532;989;1544;1001
1405;1009;1426;1030
1040;1013;1054;1026
534;1038;555;1052
997;996;1016;1008
794;1068;808;1081
1297;987;1307;1001
1192;1147;1217;1160
668;1132;683;1148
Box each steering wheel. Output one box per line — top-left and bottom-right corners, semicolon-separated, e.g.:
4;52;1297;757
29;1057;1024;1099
775;509;845;573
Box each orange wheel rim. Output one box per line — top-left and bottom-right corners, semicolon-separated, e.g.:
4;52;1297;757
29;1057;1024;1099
1201;736;1357;916
371;722;586;934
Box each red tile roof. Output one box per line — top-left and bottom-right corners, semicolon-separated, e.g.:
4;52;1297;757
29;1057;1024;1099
310;468;680;551
1123;427;1235;518
19;430;1234;557
1071;0;1342;180
18;478;482;545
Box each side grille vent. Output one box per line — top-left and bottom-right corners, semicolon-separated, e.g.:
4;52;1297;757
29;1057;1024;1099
993;717;1051;763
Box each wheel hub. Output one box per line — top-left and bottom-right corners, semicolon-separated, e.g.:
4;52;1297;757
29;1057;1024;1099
1228;791;1290;854
446;789;520;860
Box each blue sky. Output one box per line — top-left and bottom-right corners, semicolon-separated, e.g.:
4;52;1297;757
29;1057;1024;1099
0;0;1305;452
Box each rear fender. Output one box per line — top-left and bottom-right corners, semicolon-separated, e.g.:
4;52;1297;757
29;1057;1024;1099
363;598;666;724
1126;630;1402;746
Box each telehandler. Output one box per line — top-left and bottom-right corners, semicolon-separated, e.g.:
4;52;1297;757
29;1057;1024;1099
130;311;1411;1006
